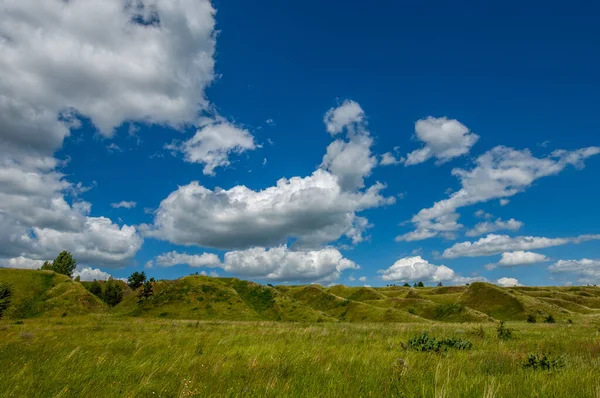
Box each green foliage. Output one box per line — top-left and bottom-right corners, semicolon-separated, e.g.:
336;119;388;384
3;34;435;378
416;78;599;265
103;279;124;307
417;281;424;288
40;261;52;271
88;280;102;297
406;332;473;352
0;283;13;318
137;281;154;305
74;276;81;282
523;353;564;371
437;282;443;287
403;283;410;287
407;307;416;315
497;321;514;340
433;303;464;320
51;251;77;277
527;314;536;323
545;314;556;323
128;272;147;290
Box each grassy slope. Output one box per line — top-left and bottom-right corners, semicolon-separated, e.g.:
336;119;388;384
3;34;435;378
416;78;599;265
3;269;600;323
0;269;107;318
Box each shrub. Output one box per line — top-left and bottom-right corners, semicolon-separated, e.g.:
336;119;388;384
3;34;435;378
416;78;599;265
40;261;52;270
88;280;102;297
526;314;536;323
137;281;154;305
406;332;473;353
407;307;416;315
523;353;564;371
403;283;411;287
0;283;13;318
497;321;513;340
128;271;147;290
51;251;77;277
103;278;124;306
545;314;556;323
417;281;425;288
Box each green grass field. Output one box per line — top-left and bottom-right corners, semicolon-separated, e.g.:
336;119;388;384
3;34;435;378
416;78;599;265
1;269;600;397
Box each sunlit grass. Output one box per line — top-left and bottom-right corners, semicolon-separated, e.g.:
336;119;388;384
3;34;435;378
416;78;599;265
2;316;600;397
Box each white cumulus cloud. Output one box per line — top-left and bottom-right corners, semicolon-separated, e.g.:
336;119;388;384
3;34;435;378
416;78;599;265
377;256;482;285
466;218;523;237
443;234;600;258
549;259;600;284
398;145;600;241
498;251;549;266
497;277;522;287
404;117;479;166
111;201;137;209
323;100;365;135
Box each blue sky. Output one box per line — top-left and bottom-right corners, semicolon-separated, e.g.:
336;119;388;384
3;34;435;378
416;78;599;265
1;0;599;287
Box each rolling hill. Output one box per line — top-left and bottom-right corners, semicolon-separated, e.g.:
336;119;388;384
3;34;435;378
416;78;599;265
2;268;600;322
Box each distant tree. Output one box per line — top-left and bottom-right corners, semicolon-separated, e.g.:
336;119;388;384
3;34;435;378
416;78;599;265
41;261;52;271
103;278;123;306
51;251;77;277
137;281;154;305
417;281;425;288
74;275;81;282
0;283;12;318
437;282;443;287
413;282;417;288
149;277;155;283
89;280;102;297
545;314;556;324
127;271;147;290
403;283;411;287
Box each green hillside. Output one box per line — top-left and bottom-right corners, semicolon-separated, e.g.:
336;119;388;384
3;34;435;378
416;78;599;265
2;269;600;323
0;269;107;318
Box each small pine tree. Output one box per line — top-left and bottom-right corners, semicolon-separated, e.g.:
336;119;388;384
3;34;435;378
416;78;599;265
417;281;425;288
413;282;418;288
437;282;443;287
103;278;124;306
127;271;147;290
403;283;411;287
0;283;12;319
137;281;154;305
41;261;52;271
51;251;77;277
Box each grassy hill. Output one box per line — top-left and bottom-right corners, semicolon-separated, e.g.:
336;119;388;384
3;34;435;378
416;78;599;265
2;268;600;322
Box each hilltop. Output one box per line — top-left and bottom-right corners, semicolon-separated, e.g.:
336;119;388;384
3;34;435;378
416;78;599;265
2;268;600;323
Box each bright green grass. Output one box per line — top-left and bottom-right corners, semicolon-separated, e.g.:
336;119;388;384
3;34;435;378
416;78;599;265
2;316;600;397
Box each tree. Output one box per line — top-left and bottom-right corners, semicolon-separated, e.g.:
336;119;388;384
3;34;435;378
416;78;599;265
74;276;81;282
437;282;443;287
103;278;123;306
0;283;12;319
127;271;147;290
413;282;417;288
41;261;52;271
403;283;411;287
417;281;424;288
89;280;102;297
137;281;154;305
52;251;77;277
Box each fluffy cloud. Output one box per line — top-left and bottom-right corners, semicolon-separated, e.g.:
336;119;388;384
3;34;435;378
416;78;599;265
149;246;359;283
498;251;549;266
153;251;221;268
323;100;365;135
73;267;113;281
497;277;521;287
111;201;137;209
0;0;217;268
377;256;481;284
0;0;217;159
549;259;600;283
404;117;479;166
2;256;45;270
443;234;600;258
466;218;523;237
143;169;393;250
380;152;402;166
166;121;256;175
321;102;377;191
398;146;600;241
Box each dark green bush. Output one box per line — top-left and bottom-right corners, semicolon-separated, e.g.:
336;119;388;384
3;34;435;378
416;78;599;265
0;283;13;318
497;321;513;340
526;314;536;323
523;353;564;371
406;332;473;353
545;314;556;323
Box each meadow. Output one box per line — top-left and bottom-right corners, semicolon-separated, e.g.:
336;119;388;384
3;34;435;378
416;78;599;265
1;269;600;397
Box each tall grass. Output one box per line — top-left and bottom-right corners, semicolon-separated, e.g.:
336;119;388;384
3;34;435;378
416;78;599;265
1;316;600;397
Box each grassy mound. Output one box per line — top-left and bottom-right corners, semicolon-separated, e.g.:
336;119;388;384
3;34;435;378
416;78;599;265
0;269;107;318
458;282;525;320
